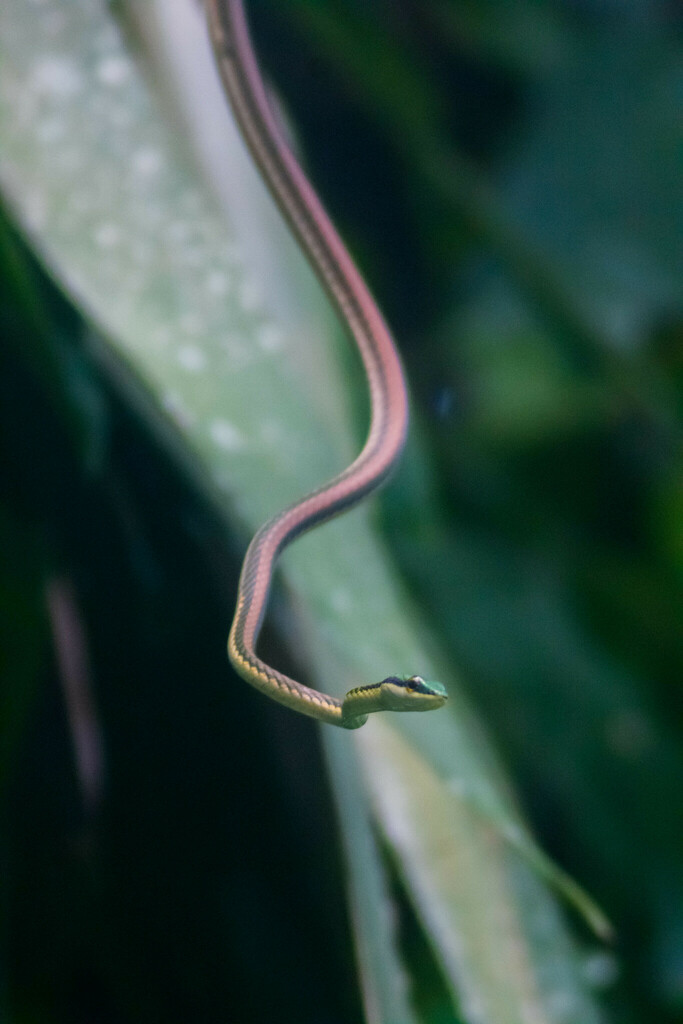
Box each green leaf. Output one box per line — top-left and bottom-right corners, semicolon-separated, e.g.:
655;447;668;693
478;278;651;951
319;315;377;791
360;720;606;1024
0;1;608;1019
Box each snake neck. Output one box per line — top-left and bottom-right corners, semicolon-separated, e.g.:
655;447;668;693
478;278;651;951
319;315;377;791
340;683;388;729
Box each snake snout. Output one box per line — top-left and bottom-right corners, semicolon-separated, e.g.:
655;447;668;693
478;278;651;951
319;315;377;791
380;676;448;713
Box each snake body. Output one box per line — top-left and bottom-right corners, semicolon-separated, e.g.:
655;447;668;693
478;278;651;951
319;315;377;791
206;0;447;728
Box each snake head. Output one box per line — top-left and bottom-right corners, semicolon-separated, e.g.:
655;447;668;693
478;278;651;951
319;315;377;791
380;675;448;713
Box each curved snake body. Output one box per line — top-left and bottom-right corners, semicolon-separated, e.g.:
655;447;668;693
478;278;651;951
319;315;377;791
206;0;447;728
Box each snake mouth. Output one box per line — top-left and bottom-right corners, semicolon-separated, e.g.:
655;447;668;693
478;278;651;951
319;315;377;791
379;676;448;712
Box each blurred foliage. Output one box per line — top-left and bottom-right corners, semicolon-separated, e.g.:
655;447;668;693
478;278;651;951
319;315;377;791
1;0;682;1022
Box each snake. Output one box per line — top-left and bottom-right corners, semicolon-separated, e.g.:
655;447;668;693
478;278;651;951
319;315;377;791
206;0;447;729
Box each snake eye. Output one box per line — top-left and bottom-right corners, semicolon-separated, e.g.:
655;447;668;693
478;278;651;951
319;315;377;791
405;675;425;693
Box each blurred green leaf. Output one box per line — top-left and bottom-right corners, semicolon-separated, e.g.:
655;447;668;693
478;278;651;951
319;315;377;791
0;0;611;1021
360;720;605;1024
